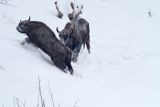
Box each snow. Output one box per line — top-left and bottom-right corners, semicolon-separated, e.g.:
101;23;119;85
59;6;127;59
0;0;160;107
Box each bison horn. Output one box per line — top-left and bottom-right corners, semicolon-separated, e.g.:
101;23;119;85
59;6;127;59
56;27;60;33
28;16;31;21
20;20;22;23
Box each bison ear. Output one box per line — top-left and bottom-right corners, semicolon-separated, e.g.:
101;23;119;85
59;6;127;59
28;16;31;21
56;27;60;33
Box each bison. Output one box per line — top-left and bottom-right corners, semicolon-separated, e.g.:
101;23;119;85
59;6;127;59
16;17;74;75
56;2;90;62
56;17;90;62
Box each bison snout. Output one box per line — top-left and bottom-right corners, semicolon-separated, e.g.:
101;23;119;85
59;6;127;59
16;25;26;33
16;25;23;33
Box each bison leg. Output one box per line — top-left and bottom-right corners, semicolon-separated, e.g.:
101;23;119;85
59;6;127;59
21;38;31;45
51;56;67;73
72;52;78;62
72;42;82;62
86;40;90;53
65;61;73;75
65;53;74;75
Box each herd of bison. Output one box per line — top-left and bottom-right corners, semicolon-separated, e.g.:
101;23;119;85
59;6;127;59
16;2;90;75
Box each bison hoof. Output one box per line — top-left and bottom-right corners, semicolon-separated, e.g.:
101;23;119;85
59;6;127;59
71;52;78;62
63;68;68;73
72;58;77;62
21;38;31;45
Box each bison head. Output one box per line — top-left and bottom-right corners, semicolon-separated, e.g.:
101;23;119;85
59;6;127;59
16;16;31;33
56;27;71;45
56;22;74;44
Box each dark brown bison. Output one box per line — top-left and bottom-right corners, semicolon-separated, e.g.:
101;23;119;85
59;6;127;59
16;17;74;75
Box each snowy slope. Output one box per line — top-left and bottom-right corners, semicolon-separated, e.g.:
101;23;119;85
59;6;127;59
0;0;160;107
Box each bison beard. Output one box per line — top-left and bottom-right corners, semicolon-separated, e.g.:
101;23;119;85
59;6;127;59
16;17;74;75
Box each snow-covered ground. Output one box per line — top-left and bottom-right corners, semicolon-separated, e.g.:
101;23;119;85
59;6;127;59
0;0;160;107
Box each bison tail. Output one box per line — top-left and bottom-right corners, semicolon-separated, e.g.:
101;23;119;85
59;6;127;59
86;24;90;53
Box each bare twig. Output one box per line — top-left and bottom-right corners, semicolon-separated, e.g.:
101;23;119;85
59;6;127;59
68;2;76;20
68;2;83;20
15;97;20;107
18;98;26;107
48;81;55;107
13;98;16;107
73;100;79;107
70;2;75;11
38;77;45;107
1;0;7;3
54;1;63;18
0;0;15;7
58;103;61;107
2;104;5;107
148;11;152;17
0;66;5;72
36;89;40;107
75;5;83;19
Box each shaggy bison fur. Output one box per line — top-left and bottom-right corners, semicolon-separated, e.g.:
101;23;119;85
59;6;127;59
56;18;90;62
16;17;74;75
